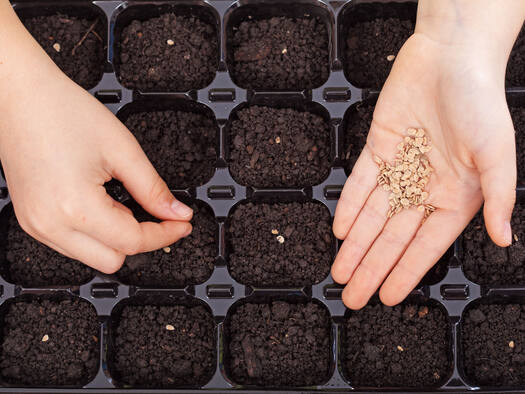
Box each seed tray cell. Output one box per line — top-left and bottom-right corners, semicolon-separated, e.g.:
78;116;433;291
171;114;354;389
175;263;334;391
1;0;524;393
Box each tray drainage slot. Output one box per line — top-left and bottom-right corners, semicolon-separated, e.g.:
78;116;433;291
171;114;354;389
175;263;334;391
324;285;343;300
206;285;234;298
207;186;235;199
91;283;119;298
440;284;469;300
323;87;351;102
209;88;235;102
95;90;122;104
324;185;342;200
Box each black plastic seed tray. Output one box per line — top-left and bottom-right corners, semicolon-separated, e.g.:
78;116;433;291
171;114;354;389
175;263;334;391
1;0;525;392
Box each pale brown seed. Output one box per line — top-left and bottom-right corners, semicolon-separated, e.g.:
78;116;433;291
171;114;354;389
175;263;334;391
514;234;518;242
276;235;285;243
166;324;175;331
509;340;515;349
271;229;279;235
386;54;396;61
163;246;171;253
275;136;281;144
397;345;404;351
42;334;49;342
53;43;61;52
166;39;175;46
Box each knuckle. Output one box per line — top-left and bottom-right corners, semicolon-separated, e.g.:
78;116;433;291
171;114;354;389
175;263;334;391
122;226;144;255
148;175;169;204
380;228;405;247
101;253;125;274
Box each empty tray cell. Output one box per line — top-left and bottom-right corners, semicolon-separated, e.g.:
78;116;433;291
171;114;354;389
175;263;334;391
0;295;99;386
0;205;94;287
109;302;215;388
340;2;416;89
228;105;331;187
227;201;333;287
117;200;217;287
462;206;525;285
507;25;525;87
226;3;330;90
120;101;217;189
115;4;219;92
341;300;452;388
224;299;332;386
342;100;373;175
511;106;525;185
461;300;525;387
19;5;106;90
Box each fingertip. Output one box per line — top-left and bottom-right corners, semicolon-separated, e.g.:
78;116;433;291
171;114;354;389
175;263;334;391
182;222;193;237
483;204;513;247
342;286;368;310
170;199;193;221
332;223;348;240
379;286;401;307
97;252;126;274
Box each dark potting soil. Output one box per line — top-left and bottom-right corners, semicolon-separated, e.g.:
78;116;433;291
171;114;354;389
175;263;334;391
112;304;215;388
344;17;414;89
117;13;218;91
462;206;525;285
229;106;331;187
230;16;330;90
0;298;99;386
461;303;525;386
510;106;525;185
123;110;217;188
506;25;525;87
117;203;216;287
225;300;331;386
2;210;94;287
342;303;452;388
343;101;373;175
22;14;105;90
227;202;333;287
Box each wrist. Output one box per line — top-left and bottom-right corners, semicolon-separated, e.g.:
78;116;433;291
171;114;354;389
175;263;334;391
416;0;525;65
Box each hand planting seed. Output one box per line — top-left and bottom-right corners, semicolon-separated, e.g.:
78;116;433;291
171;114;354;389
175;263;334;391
374;127;435;219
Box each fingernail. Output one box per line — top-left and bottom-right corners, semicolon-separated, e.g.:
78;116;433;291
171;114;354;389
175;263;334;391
170;200;193;218
504;221;512;245
183;224;193;237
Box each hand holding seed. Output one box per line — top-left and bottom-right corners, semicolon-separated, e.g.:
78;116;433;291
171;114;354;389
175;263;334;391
332;7;521;309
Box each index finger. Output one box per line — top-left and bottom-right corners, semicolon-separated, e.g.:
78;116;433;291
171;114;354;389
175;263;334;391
72;187;192;255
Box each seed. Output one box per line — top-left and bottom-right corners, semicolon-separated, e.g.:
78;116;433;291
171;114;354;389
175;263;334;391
509;340;515;348
271;229;279;235
276;235;285;244
275;136;281;144
397;345;404;351
418;306;429;318
282;48;288;54
166;324;175;331
163;246;171;253
417;205;425;212
386;54;395;61
514;234;519;242
52;43;61;52
166;39;175;46
42;334;49;342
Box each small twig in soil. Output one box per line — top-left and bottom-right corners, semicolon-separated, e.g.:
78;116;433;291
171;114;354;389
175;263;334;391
72;20;98;56
90;30;103;43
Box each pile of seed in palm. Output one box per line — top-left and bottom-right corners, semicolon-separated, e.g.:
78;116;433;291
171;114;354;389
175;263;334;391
374;128;434;218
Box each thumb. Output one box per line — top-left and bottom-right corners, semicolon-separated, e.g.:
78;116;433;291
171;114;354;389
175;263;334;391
106;130;193;222
474;114;516;247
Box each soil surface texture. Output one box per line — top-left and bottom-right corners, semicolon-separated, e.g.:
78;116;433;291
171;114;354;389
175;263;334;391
112;304;215;388
117;13;218;91
227;202;333;287
123;109;216;188
462;206;525;285
226;300;331;386
510;106;525;185
461;303;525;386
507;25;525;87
3;211;94;286
230;16;329;90
345;17;414;89
229;106;331;187
0;298;99;386
23;13;105;90
343;102;373;175
118;203;216;287
342;303;452;388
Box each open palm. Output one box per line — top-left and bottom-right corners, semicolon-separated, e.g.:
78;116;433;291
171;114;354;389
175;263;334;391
332;33;516;309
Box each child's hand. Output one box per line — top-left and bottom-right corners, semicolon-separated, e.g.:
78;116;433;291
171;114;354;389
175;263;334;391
0;4;193;273
332;0;524;309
